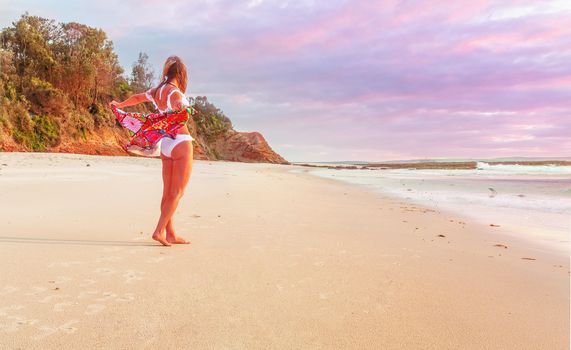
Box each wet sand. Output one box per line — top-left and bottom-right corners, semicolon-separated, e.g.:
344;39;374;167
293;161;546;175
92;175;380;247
0;153;568;349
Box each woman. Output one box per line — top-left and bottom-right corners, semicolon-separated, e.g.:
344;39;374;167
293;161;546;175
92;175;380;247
109;56;193;246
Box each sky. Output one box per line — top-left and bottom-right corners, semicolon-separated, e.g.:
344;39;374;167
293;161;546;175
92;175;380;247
1;0;570;162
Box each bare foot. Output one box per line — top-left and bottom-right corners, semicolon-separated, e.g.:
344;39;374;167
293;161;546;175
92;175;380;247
166;229;191;244
166;234;191;244
152;231;171;246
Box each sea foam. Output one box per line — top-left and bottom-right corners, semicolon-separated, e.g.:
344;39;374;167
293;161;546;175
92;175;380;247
305;163;571;255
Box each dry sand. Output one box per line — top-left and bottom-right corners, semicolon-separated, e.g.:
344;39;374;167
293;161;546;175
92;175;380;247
0;152;568;349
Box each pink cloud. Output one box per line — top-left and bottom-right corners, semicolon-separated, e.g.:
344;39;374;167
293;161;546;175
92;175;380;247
2;0;570;160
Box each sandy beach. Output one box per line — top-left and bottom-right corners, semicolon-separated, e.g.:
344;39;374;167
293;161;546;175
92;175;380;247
0;152;568;349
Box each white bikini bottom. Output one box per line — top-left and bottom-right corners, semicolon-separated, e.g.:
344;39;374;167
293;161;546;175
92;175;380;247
160;134;194;158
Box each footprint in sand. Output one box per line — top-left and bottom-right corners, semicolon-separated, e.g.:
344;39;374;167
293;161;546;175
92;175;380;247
94;267;116;276
24;286;48;296
227;316;242;324
48;261;82;268
10;316;39;326
128;247;152;255
0;305;24;317
375;302;391;313
0;316;39;333
374;285;398;311
95;292;117;302
39;294;69;304
102;247;123;252
131;236;149;241
116;293;135;303
52;276;72;284
53;302;74;312
146;256;171;263
79;279;97;287
35;320;79;339
0;286;20;296
123;270;144;284
95;256;122;263
84;304;106;315
77;290;100;299
59;320;79;334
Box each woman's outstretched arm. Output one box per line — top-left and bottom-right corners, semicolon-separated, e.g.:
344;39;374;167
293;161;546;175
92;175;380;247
109;93;148;109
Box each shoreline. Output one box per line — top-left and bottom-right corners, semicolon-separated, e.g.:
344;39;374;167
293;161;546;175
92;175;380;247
299;166;570;258
292;167;569;260
292;159;571;171
0;152;568;349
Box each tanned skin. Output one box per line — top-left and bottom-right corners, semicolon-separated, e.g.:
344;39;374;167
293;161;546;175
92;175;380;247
110;80;192;246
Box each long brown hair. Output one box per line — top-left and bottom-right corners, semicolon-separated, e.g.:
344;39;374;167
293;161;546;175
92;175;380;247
153;55;188;101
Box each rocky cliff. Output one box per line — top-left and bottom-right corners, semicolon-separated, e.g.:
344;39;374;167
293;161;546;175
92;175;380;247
209;130;288;163
0;109;288;164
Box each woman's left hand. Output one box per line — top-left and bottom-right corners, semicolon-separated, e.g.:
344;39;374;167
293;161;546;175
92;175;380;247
109;100;120;108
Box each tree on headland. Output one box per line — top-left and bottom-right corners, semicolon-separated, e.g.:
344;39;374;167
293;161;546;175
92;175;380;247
192;96;233;141
130;52;155;93
0;14;232;152
0;13;127;149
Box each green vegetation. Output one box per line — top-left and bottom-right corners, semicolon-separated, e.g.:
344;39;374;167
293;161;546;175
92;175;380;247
130;52;155;93
0;13;128;150
192;96;233;142
0;13;241;154
12;114;60;151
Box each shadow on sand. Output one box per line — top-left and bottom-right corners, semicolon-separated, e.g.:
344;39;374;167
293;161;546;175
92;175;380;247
0;236;158;247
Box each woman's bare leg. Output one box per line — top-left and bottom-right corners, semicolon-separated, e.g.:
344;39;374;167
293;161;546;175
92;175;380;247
158;158;178;240
153;155;174;246
156;201;181;244
164;204;177;239
152;142;193;245
164;199;189;244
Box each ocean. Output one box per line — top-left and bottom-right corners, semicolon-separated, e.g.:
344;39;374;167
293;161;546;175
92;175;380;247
302;162;571;255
